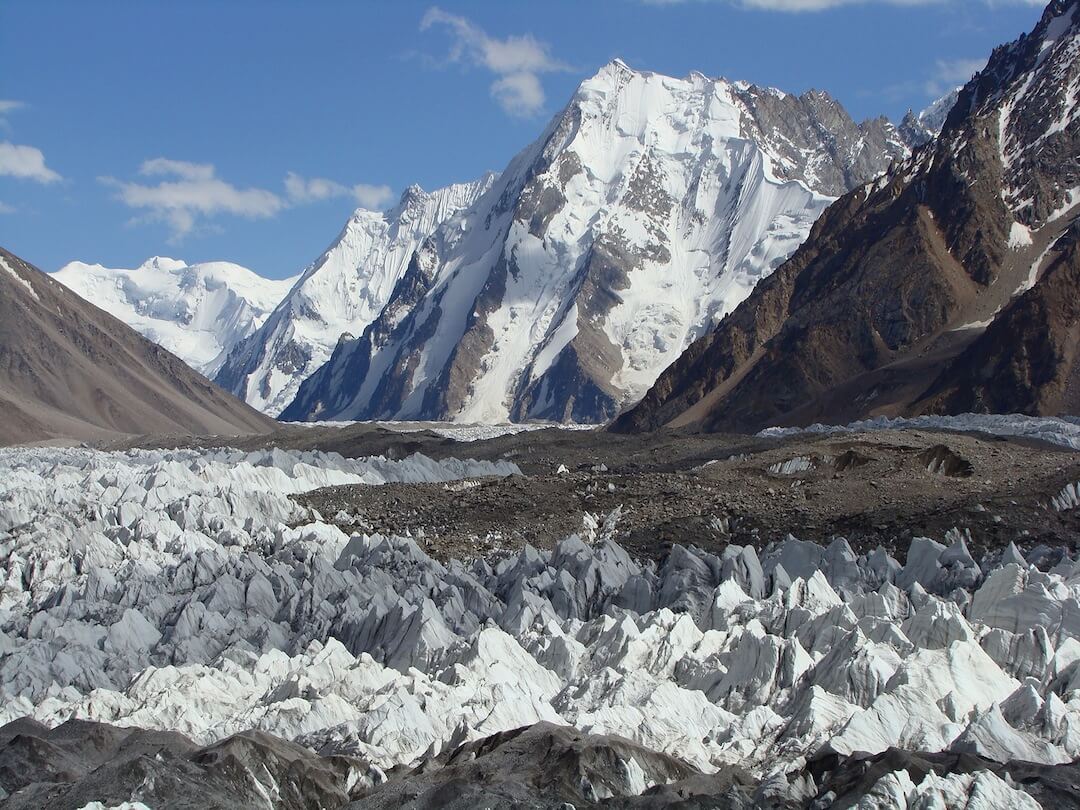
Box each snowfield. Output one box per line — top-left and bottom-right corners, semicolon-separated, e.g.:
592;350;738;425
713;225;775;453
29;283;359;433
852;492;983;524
52;257;297;378
0;444;1078;807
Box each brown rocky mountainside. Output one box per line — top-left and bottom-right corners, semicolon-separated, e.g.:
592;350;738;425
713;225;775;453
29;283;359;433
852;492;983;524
918;221;1080;415
0;246;276;445
614;0;1080;434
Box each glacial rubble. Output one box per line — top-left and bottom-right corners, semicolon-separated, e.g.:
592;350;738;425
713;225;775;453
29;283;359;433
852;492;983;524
0;440;1078;807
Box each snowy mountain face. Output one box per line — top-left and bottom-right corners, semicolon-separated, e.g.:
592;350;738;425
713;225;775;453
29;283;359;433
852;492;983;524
281;61;911;425
52;257;295;378
617;0;1080;434
213;177;495;416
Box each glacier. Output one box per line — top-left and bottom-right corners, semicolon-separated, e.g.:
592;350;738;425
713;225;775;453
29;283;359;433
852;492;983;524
1;441;1078;806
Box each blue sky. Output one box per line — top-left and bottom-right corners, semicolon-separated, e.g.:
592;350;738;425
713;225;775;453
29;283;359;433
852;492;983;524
0;0;1046;279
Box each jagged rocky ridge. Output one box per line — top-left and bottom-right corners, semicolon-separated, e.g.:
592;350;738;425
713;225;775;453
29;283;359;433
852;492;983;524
1;440;1079;807
214;177;494;415
52;257;297;378
897;87;962;148
0;248;275;445
281;61;912;425
616;0;1080;434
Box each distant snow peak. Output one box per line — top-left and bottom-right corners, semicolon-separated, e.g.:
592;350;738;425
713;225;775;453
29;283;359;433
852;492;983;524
52;258;295;376
897;88;962;149
213;174;496;415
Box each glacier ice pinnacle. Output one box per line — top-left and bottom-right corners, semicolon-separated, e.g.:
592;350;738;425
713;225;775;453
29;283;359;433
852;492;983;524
1;434;1079;807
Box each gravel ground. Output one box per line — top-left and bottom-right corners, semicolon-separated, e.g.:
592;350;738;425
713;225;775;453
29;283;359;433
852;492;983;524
293;428;1080;563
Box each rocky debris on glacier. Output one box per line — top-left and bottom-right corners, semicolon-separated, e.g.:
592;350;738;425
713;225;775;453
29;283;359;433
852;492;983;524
7;719;1068;809
348;722;703;809
0;717;376;809
800;747;1080;810
0;443;1079;807
295;426;1080;560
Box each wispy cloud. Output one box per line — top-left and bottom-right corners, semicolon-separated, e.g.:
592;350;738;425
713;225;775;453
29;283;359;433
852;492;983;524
645;0;1044;9
420;7;570;117
925;57;987;96
0;201;15;214
870;54;987;107
101;158;285;242
102;159;395;241
284;172;394;210
0;141;62;184
0;100;24;132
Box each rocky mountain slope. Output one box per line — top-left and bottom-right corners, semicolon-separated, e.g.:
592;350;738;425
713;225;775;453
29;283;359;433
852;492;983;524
213;177;494;415
53;256;296;377
615;0;1080;434
919;220;1080;416
0;247;275;444
281;61;911;425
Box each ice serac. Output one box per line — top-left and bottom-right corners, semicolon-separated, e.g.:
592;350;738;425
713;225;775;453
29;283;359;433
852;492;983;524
4;439;1080;806
52;257;296;377
214;176;495;415
0;247;275;445
281;60;910;425
615;0;1080;434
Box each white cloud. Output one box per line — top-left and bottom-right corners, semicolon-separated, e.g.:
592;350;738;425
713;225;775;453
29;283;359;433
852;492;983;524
0;201;15;214
420;7;569;117
101;159;285;241
0;100;23;132
926;57;987;95
491;73;547;118
0;141;62;184
140;157;217;181
284;171;394;210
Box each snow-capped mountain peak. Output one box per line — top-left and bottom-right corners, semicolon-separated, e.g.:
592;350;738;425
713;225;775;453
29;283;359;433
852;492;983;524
52;257;297;377
281;62;912;425
213;174;496;415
